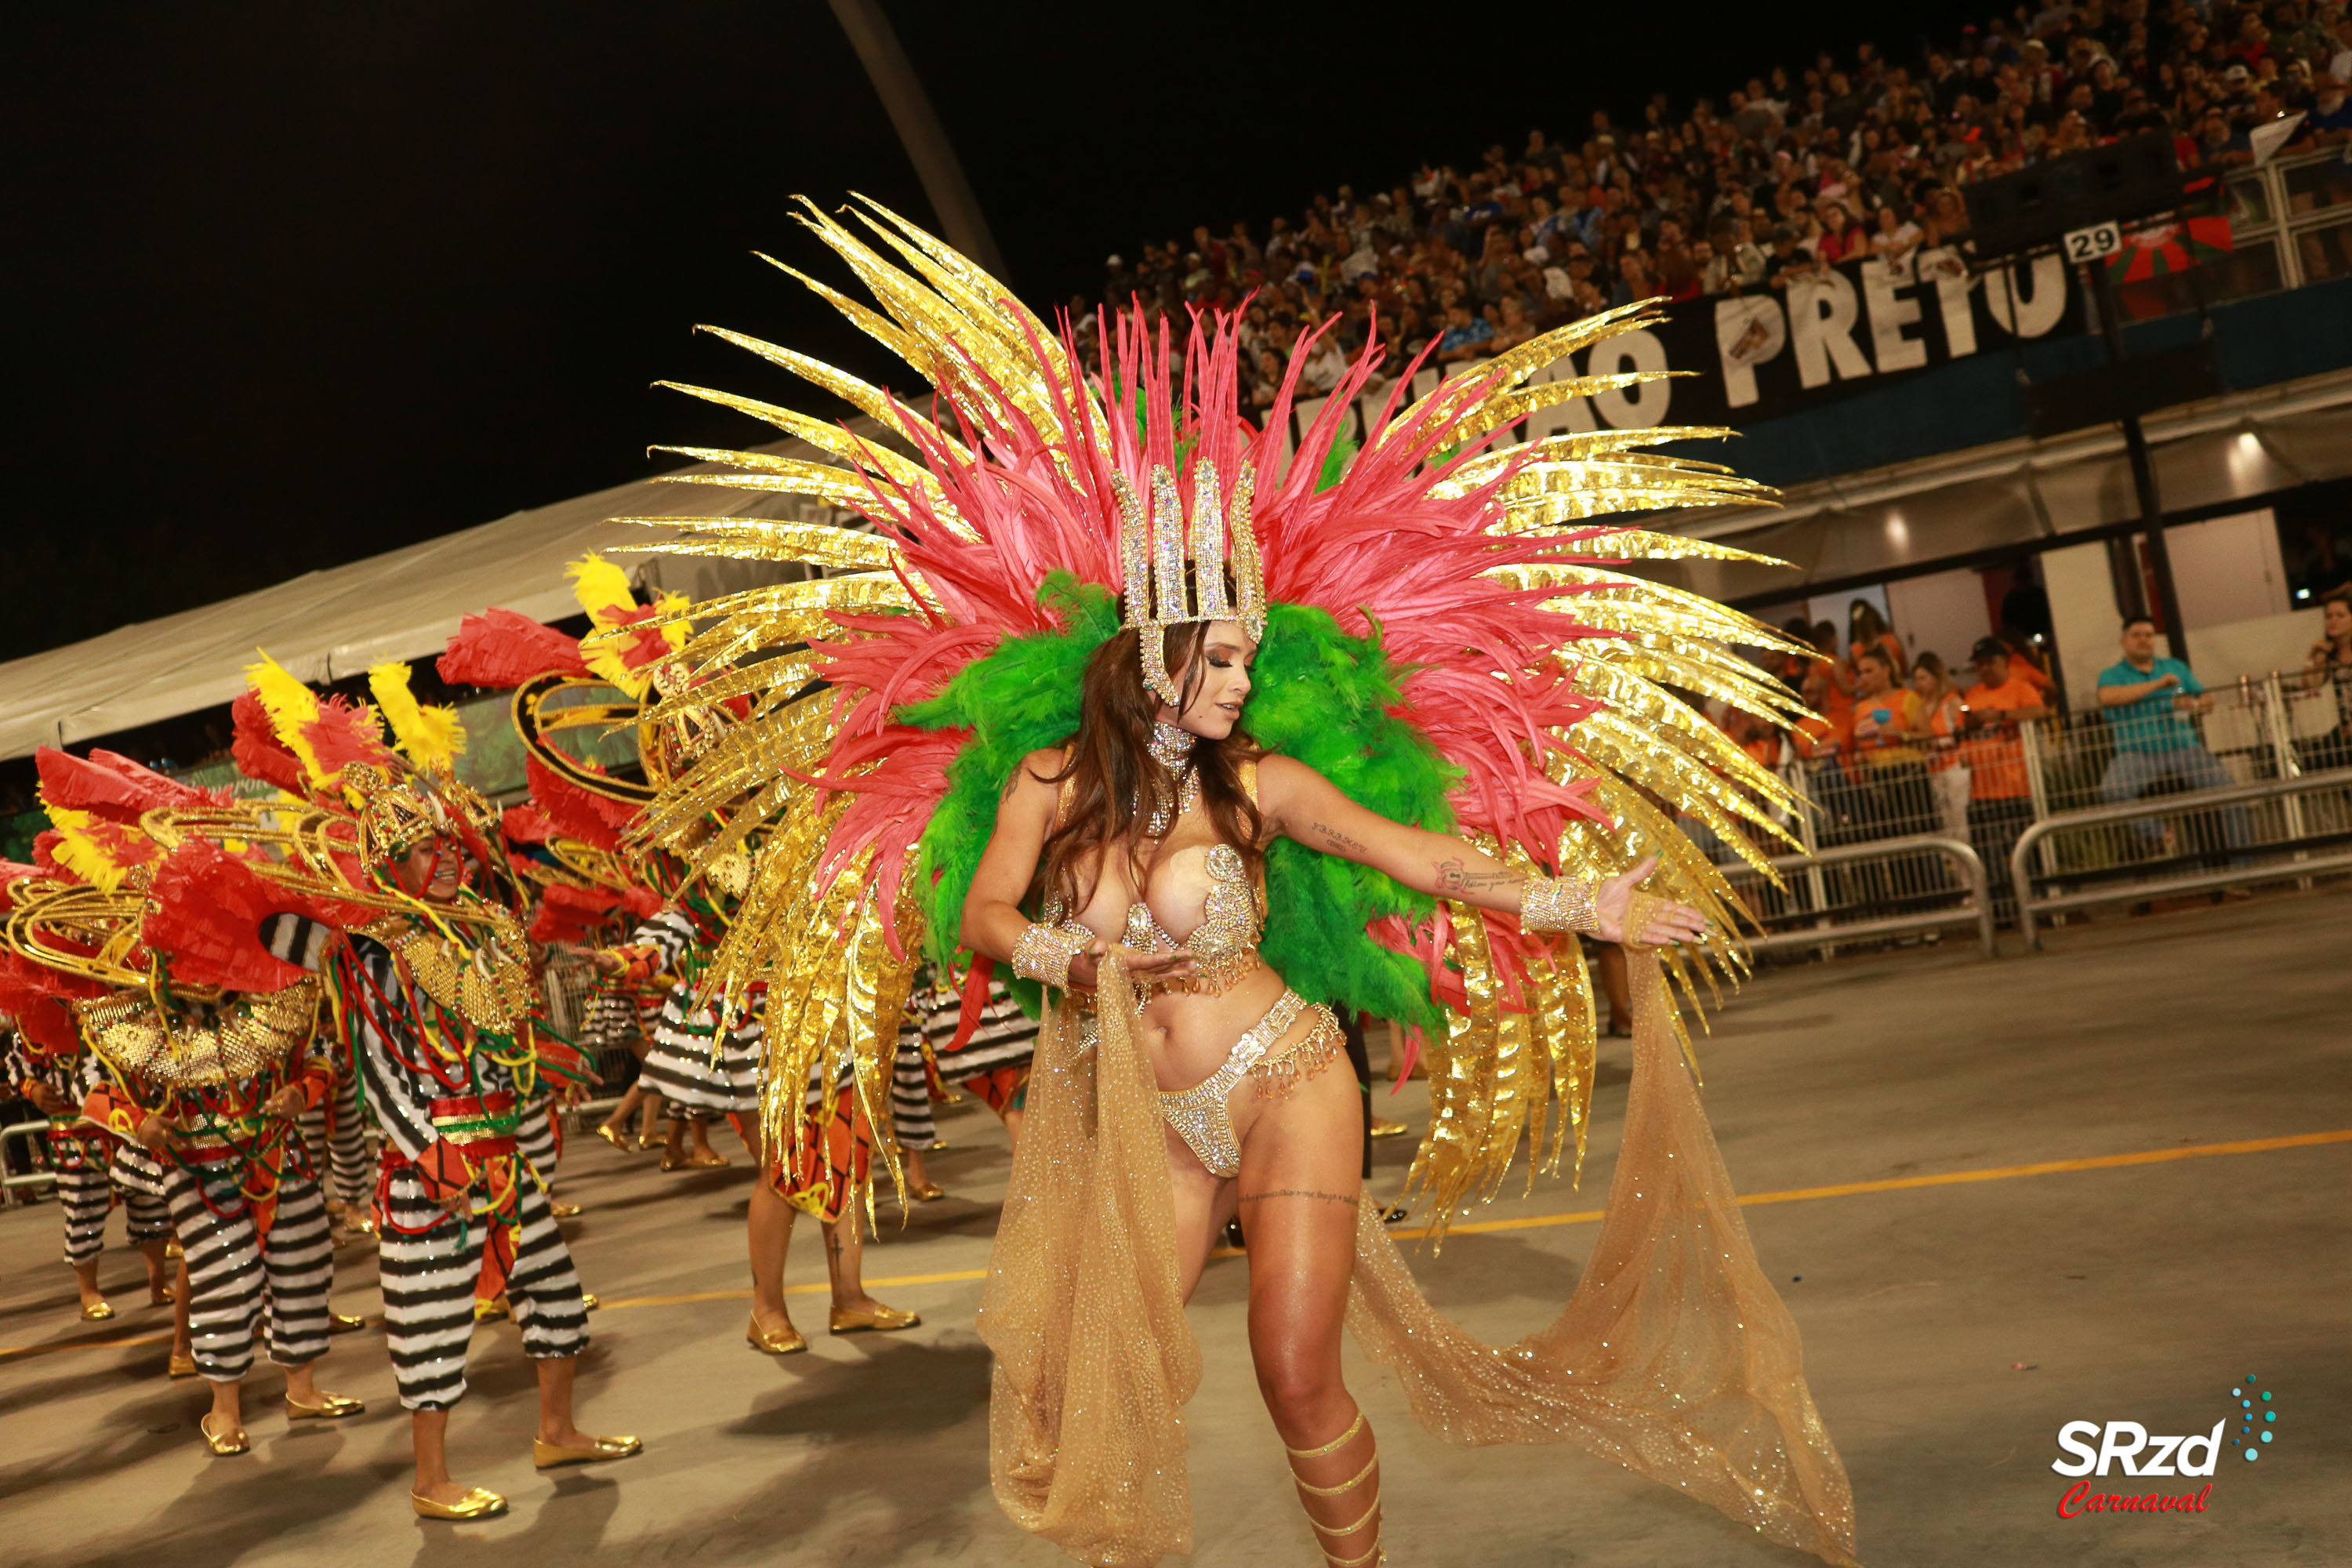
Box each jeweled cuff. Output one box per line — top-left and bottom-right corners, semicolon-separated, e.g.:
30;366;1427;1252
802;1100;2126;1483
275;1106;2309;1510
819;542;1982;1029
1011;922;1091;989
1519;875;1601;935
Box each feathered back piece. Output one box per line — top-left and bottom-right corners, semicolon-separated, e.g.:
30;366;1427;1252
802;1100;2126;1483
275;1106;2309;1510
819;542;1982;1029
626;196;1810;1229
245;653;401;804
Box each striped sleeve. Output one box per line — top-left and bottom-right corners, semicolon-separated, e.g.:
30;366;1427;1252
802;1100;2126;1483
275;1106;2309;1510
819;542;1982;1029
260;913;340;974
345;938;442;1166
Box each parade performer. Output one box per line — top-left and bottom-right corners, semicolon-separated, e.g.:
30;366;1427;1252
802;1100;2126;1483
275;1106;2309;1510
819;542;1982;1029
161;656;637;1518
0;914;172;1322
439;555;720;1171
13;748;362;1456
626;201;1854;1566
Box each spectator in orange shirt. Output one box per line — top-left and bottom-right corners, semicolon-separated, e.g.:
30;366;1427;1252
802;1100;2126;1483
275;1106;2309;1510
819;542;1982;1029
1849;647;1933;836
1848;600;1907;680
1962;635;2050;918
1903;652;1970;844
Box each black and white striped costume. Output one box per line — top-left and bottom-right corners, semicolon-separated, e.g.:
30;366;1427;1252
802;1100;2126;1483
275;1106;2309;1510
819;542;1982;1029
515;1086;560;1176
4;1040;169;1264
269;915;587;1410
168;1153;334;1382
296;1059;377;1211
627;909;762;1120
889;1026;938;1151
93;1035;338;1385
924;979;1040;1100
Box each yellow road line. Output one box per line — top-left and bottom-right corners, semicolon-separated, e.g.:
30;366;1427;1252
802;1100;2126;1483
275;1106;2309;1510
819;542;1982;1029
1390;1127;2352;1240
6;1129;2343;1358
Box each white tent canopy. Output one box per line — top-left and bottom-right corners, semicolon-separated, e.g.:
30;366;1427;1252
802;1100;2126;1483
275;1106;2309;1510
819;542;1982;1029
0;454;814;760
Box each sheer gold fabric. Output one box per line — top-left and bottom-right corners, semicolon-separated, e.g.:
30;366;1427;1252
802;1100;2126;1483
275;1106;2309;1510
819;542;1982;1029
980;960;1202;1566
981;947;1858;1568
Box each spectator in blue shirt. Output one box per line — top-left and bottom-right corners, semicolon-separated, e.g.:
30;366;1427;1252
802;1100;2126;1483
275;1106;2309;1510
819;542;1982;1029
2095;616;2252;858
1435;304;1495;364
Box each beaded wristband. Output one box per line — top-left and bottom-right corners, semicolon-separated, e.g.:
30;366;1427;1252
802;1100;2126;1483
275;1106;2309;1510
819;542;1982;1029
1519;875;1600;935
1011;922;1091;989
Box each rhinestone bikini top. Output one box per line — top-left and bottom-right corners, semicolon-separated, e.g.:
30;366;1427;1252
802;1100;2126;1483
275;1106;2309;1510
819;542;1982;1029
1123;840;1264;995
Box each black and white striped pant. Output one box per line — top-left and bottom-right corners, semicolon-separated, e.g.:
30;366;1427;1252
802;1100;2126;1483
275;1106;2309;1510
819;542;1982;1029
327;1067;375;1207
514;1091;559;1180
891;1036;937;1152
378;1169;588;1410
296;1075;376;1212
58;1159;170;1266
165;1166;334;1383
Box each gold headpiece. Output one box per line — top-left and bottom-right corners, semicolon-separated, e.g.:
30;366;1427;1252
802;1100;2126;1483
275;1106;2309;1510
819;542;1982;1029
1113;459;1265;704
346;762;495;869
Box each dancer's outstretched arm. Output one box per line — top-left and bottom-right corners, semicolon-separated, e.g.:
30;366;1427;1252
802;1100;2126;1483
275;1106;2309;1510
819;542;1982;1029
1254;754;1706;948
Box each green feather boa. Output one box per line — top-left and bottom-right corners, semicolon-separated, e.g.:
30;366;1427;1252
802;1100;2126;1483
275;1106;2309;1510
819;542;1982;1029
902;572;1454;1030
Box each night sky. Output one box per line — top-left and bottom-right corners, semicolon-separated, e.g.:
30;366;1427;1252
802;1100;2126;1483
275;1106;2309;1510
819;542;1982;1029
9;0;1988;662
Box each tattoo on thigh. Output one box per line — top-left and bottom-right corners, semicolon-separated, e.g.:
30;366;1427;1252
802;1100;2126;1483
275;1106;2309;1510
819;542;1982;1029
1237;1189;1359;1207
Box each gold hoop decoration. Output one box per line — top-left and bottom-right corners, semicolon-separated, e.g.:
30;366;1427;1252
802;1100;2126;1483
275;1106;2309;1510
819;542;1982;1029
513;670;655;807
3;880;150;992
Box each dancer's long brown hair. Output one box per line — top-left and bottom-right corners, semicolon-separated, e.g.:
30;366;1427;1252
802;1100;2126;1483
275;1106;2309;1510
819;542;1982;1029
1033;622;1262;918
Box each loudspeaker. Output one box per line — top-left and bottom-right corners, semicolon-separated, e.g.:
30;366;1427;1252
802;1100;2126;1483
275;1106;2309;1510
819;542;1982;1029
1962;133;2188;259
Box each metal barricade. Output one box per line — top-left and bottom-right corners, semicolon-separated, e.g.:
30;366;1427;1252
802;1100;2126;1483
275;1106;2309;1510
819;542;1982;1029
1722;833;1995;960
1;1119;60;1201
2011;767;2352;949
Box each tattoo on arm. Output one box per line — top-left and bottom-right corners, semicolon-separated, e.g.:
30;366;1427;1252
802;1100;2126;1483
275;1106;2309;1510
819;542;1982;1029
1310;820;1368;855
1433;858;1520;895
1236;1189;1361;1207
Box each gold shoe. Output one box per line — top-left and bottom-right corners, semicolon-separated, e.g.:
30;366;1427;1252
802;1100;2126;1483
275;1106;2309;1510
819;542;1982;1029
412;1486;506;1519
909;1181;946;1202
549;1200;583;1218
687;1149;730;1169
746;1313;807;1355
829;1302;920;1334
168;1350;198;1378
343;1215;379;1240
532;1432;642;1469
657;1152;690;1172
200;1413;249;1456
633;1132;659;1152
594;1123;628;1152
1368;1118;1408;1139
328;1310;366;1334
582;1292;600;1311
165;1237;183;1261
80;1300;115;1323
287;1391;365;1420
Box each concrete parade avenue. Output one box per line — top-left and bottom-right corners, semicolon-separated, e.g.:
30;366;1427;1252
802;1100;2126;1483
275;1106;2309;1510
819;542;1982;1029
3;890;2345;1568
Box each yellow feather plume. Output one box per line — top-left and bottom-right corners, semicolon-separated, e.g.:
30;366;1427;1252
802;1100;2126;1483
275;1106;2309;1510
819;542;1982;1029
567;553;639;629
568;554;687;698
367;662;466;775
41;806;142;893
245;652;333;792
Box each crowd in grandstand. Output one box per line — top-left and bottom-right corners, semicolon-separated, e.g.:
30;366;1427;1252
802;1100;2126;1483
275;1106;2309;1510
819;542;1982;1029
1087;0;2352;418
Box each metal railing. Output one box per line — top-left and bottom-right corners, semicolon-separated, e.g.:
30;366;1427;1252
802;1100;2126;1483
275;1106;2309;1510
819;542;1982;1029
1;1119;60;1201
2011;767;2352;949
1722;833;1995;960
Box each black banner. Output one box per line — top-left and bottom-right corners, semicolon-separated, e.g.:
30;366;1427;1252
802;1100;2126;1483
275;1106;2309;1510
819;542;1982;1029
1308;248;2092;445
